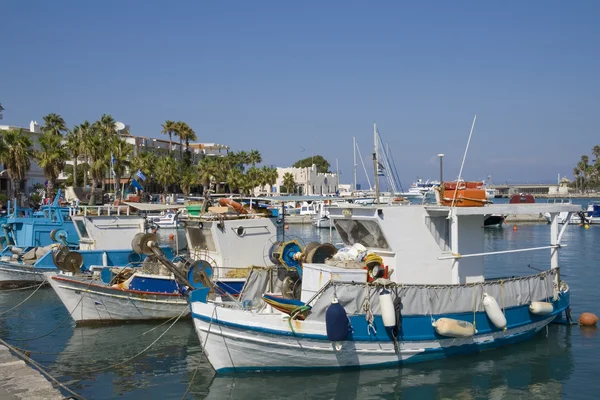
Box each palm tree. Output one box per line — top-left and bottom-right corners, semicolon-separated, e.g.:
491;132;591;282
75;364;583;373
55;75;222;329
282;172;296;194
176;121;197;165
77;121;92;187
98;114;117;137
155;156;178;202
226;169;244;194
0;129;34;204
109;136;134;199
65;127;81;187
248;149;262;166
42;113;67;136
85;122;108;205
265;166;279;194
180;163;198;196
244;166;261;195
161;120;177;156
36;132;68;196
197;157;216;195
236;151;250;170
130;151;157;192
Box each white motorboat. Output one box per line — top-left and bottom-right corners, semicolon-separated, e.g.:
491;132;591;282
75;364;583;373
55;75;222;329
147;210;179;228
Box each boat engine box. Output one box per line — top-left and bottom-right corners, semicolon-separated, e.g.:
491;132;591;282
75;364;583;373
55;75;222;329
301;263;368;304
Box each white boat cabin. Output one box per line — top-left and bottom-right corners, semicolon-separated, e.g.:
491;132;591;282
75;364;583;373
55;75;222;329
326;203;581;285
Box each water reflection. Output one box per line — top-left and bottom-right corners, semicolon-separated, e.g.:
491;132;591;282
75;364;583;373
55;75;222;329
201;326;573;400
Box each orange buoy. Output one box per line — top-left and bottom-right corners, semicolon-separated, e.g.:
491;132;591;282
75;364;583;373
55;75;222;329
579;312;599;326
152;229;157;234
169;233;175;241
513;226;518;231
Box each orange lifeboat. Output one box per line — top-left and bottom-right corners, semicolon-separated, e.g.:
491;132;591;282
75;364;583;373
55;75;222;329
440;181;488;207
218;198;248;214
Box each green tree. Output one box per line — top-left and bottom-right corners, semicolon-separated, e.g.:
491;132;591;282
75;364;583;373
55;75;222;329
248;149;262;167
226;168;244;194
197;157;216;194
36;132;68;196
155;156;178;202
259;166;278;194
85;122;108;205
161;120;177;156
180;162;198;196
130;151;157;192
176;121;197;166
292;155;330;173
65;127;83;187
0;129;34;204
42;113;67;136
282;172;296;194
110;136;134;198
76;121;93;187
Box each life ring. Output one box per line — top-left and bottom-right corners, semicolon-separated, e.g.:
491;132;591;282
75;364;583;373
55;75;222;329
218;198;248;214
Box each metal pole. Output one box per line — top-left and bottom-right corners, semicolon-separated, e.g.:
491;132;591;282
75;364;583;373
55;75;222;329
438;154;444;184
373;123;380;204
353;137;357;192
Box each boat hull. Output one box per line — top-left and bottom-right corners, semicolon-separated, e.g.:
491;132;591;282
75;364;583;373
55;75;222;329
191;290;569;373
47;274;189;323
0;263;47;288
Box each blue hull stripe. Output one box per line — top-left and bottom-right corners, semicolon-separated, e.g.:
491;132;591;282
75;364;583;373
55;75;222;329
191;291;569;342
215;325;541;373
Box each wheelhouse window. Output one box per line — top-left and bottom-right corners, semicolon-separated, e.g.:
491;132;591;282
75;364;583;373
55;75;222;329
187;225;217;252
333;219;389;249
75;220;89;238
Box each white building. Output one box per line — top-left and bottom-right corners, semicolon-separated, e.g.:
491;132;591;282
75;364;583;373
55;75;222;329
256;164;339;195
0;121;46;196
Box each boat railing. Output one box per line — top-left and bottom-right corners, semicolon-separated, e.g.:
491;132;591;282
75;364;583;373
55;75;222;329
68;205;131;217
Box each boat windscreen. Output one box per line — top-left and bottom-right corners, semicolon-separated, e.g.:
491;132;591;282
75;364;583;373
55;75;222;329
333;219;389;249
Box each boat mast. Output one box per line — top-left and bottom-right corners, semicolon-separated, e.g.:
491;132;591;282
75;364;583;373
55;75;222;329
373;122;380;204
353;137;357;193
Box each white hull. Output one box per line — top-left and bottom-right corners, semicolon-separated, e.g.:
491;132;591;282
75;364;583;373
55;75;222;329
312;217;331;229
47;274;189;323
0;263;46;288
191;301;553;373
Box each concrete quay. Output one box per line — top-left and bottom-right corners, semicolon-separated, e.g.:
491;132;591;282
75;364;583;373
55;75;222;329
0;344;64;400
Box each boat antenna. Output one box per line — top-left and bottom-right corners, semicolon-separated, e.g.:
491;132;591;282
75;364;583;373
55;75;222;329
373;122;380;204
451;115;477;209
353;137;357;192
355;141;372;190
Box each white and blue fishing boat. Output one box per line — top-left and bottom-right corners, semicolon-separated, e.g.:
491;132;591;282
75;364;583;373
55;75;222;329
184;201;579;373
0;192;80;288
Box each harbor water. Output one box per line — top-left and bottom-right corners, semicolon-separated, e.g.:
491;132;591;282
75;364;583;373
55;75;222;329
1;211;599;399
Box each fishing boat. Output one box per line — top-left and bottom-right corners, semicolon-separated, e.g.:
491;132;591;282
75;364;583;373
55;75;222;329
543;200;600;225
44;210;188;323
0;193;80;288
177;199;579;373
147;210;180;228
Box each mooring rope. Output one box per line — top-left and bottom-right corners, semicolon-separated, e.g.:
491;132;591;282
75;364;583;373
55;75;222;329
0;282;48;292
83;306;188;374
181;306;215;400
14;312;185;356
0;336;87;400
0;279;46;316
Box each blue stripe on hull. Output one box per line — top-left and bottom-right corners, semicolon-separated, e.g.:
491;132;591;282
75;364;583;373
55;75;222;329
191;290;570;343
214;324;543;374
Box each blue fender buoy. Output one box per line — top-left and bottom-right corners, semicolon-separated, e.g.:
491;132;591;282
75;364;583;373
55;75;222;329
326;296;350;341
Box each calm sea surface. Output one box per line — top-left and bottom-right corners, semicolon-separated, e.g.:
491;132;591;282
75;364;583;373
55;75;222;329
1;199;599;399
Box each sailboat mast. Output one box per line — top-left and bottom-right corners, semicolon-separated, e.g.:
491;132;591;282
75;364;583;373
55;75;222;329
373;123;380;204
353;137;357;192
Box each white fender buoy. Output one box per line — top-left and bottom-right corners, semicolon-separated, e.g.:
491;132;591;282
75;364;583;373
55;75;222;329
483;293;507;330
529;301;553;315
102;251;108;267
432;318;477;338
379;288;396;328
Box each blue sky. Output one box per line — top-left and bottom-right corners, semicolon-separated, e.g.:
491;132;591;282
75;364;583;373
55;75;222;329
1;1;598;189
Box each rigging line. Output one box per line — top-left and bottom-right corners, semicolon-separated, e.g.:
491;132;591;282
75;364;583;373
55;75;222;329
181;307;216;400
0;336;87;400
450;115;477;210
14;312;184;356
0;282;48;292
84;306;188;374
7;277;96;342
355;142;372;190
0;279;46;316
386;145;404;193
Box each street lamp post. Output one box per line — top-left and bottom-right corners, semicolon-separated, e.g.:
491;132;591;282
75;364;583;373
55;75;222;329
437;154;444;184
